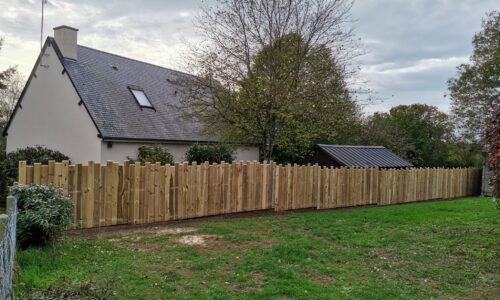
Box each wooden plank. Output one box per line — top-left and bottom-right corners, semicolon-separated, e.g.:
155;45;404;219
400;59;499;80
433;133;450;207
182;162;189;218
68;165;76;226
122;160;130;224
105;161;113;226
111;162;119;225
48;160;55;185
133;162;141;224
173;163;180;220
99;165;106;226
164;164;172;221
221;162;229;213
41;165;49;185
75;164;83;228
273;165;281;211
154;162;161;222
187;163;195;218
117;165;124;224
159;165;166;220
140;163;147;223
201;162;209;216
86;161;95;228
144;162;152;222
61;160;69;195
18;161;27;184
81;165;89;228
196;163;203;216
33;163;41;185
92;162;101;228
236;162;243;212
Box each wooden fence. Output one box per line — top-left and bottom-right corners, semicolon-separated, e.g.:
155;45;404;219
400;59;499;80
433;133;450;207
17;161;482;229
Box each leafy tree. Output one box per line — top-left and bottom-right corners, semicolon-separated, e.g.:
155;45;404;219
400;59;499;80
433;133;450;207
362;104;454;167
484;101;499;202
446;142;483;167
181;0;361;162
447;11;499;143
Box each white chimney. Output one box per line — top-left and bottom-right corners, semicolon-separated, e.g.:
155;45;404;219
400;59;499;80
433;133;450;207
53;25;78;60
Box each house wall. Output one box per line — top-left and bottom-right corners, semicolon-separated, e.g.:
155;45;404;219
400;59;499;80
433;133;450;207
100;141;259;163
6;44;101;163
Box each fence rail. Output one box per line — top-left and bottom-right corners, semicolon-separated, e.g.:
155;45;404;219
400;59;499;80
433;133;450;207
17;161;482;229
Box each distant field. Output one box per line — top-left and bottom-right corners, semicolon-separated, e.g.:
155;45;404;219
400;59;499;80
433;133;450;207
15;197;499;299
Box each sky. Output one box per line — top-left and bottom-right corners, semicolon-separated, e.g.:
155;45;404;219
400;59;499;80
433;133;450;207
0;0;498;114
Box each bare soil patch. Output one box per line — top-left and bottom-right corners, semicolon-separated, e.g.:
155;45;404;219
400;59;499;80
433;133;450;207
176;234;219;246
67;224;198;239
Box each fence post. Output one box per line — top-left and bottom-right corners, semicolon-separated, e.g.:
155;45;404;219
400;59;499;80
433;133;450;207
0;195;17;299
6;196;15;214
0;215;7;240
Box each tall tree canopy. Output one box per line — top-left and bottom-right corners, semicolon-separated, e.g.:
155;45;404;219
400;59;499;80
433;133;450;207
362;104;454;167
181;0;361;162
447;11;500;143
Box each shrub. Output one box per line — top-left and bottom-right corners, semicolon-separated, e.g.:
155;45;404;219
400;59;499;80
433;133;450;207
185;144;235;164
10;185;73;249
132;145;174;165
0;145;69;206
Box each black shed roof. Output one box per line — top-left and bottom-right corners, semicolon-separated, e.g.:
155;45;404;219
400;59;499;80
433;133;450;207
316;144;413;168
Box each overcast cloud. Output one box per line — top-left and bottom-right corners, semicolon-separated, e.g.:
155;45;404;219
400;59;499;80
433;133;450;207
0;0;498;114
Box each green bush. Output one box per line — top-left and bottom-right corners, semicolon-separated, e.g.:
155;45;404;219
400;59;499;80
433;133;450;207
0;145;69;206
185;144;235;164
132;145;174;165
10;185;73;249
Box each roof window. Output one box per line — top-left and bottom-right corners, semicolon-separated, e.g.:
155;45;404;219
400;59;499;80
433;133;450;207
129;87;153;108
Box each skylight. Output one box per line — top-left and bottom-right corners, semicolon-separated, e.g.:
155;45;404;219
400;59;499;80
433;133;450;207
130;88;153;108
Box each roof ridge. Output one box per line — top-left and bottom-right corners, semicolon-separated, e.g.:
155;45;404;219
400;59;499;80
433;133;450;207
317;144;385;148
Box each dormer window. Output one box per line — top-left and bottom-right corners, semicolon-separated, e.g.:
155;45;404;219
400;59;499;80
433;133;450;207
129;87;153;109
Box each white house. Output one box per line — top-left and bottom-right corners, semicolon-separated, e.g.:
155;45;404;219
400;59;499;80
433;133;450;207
3;25;259;163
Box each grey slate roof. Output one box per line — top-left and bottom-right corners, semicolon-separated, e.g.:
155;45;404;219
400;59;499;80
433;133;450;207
51;37;218;142
317;144;413;168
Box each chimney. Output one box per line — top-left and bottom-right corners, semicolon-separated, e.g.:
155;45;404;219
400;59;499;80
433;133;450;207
53;25;78;60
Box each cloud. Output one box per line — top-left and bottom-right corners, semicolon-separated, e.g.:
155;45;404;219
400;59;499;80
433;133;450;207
351;0;498;113
0;0;498;114
363;57;467;75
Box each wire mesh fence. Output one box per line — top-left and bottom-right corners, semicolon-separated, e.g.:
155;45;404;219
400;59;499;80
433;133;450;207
0;195;18;300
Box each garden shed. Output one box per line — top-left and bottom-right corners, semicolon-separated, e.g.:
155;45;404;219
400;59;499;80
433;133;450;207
301;144;413;168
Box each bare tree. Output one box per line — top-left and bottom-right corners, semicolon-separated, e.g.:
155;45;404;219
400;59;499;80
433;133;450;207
181;0;362;161
0;70;24;123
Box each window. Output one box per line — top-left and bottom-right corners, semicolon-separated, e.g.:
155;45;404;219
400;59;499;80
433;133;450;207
130;88;153;108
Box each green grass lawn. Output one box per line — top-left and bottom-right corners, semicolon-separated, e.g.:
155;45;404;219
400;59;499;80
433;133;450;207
15;197;499;299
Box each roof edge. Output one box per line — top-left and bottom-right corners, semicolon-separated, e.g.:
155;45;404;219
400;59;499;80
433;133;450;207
102;136;258;147
49;37;104;138
317;144;385;149
102;136;220;144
